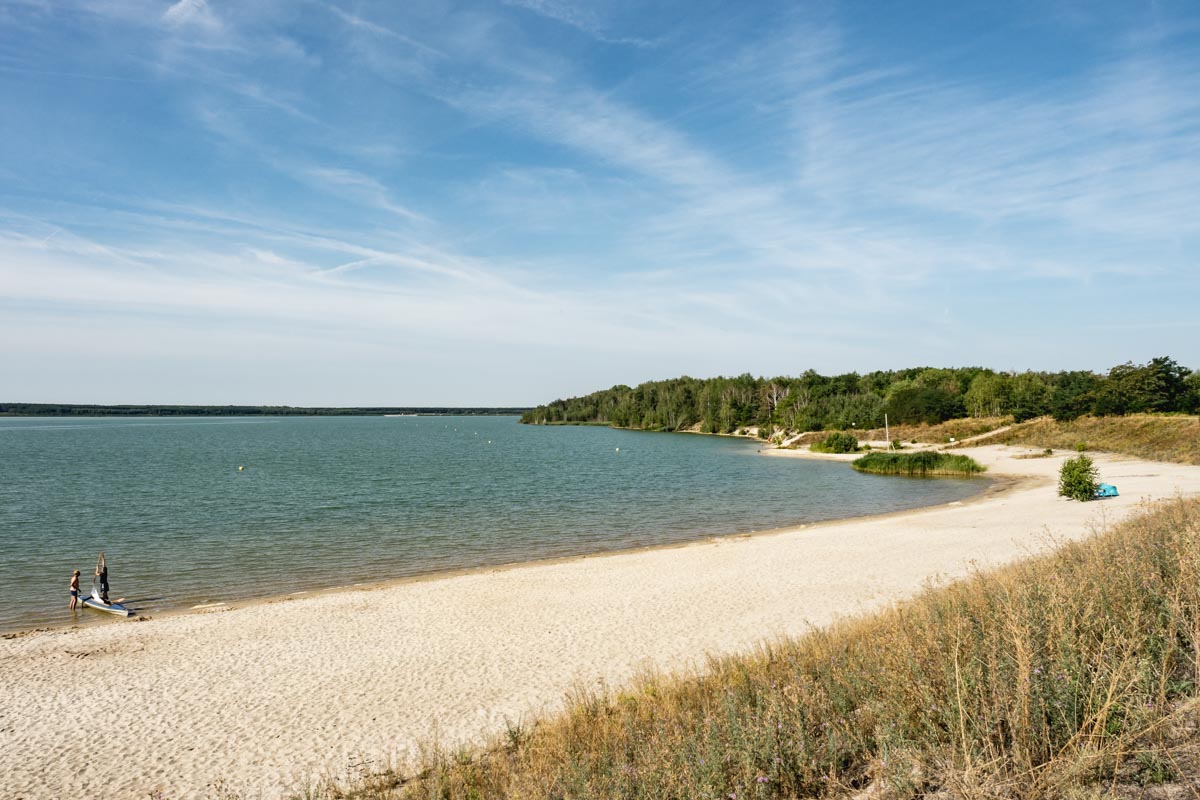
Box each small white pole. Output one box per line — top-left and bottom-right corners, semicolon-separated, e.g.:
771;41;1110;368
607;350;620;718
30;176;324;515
884;413;889;446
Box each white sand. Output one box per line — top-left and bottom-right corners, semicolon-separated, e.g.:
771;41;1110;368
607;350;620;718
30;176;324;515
4;445;1199;799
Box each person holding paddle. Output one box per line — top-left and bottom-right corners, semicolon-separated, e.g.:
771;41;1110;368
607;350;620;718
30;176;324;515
95;552;109;603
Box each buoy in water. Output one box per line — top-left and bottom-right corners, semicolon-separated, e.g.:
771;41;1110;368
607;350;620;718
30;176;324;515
615;447;620;453
238;465;245;471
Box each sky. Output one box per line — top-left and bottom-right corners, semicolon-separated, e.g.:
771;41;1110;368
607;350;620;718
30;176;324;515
1;0;1198;405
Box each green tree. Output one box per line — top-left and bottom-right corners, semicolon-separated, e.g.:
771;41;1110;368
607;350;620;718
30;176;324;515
885;386;965;425
1009;372;1052;422
1098;357;1192;415
1049;371;1101;422
1185;372;1200;414
914;367;964;396
964;372;1011;417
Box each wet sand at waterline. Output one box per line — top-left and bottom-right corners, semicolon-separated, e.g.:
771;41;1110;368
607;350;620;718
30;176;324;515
4;445;1199;799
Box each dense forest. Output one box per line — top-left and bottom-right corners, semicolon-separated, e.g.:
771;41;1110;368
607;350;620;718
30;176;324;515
0;404;529;417
520;357;1199;436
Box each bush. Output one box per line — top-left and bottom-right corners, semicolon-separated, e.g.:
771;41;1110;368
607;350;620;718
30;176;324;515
811;431;859;453
1059;454;1099;501
889;439;904;450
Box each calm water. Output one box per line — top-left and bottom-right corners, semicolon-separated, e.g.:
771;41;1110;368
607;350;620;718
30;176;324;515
0;416;986;632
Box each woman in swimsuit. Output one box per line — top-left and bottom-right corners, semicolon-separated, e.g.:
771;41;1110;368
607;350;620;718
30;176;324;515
69;569;80;610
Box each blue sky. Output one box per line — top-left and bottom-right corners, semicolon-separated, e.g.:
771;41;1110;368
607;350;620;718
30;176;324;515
1;0;1198;405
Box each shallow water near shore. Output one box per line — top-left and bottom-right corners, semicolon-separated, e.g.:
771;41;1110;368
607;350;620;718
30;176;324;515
0;415;985;632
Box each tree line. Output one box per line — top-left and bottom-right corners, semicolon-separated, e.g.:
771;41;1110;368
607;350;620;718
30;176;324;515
520;357;1200;435
0;404;530;417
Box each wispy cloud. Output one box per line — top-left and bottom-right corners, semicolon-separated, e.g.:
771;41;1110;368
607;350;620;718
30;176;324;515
301;168;425;222
224;79;317;123
450;8;1200;292
502;0;659;47
323;2;446;59
162;0;221;33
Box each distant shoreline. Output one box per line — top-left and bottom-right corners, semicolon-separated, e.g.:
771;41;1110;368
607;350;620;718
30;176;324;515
0;404;530;417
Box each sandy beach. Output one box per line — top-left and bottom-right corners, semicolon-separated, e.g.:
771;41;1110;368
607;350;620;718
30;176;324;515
4;444;1200;799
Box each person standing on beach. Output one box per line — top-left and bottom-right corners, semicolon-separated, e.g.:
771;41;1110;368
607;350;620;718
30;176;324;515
69;570;80;610
96;553;109;603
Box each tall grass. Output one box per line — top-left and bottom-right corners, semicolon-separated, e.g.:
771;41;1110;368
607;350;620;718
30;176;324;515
288;499;1200;800
971;414;1200;465
852;451;986;477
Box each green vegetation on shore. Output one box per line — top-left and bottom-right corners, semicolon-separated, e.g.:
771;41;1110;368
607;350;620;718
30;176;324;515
284;498;1200;800
851;451;986;477
520;357;1198;435
810;431;861;453
0;404;529;417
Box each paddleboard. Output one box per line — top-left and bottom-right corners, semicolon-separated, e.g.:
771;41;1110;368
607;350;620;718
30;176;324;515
82;589;133;617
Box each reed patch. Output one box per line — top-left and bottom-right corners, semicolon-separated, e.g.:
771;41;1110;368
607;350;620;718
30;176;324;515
851;451;986;477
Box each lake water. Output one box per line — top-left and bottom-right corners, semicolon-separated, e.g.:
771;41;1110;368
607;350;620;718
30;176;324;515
0;416;986;632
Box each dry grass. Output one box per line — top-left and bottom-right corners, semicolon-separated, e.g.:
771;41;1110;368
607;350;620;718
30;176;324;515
823;417;1014;446
279;498;1200;800
968;415;1200;465
1014;449;1057;460
777;418;1011;449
